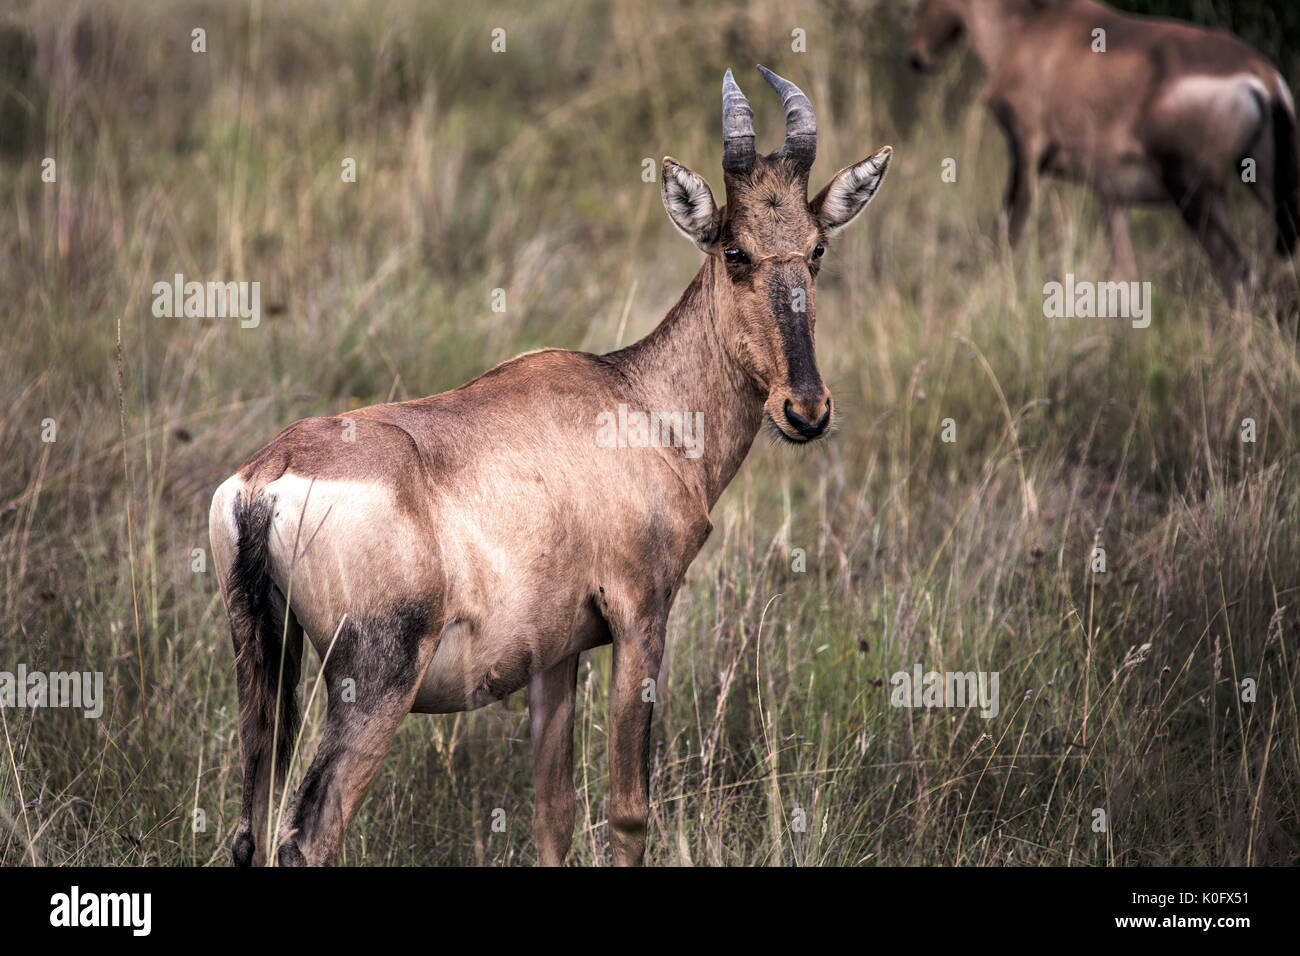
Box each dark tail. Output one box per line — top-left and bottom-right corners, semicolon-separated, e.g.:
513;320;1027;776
227;493;300;796
1272;96;1299;256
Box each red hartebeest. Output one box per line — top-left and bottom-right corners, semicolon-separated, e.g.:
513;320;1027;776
209;66;891;866
908;0;1299;296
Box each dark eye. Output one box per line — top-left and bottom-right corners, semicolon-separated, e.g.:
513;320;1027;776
811;244;825;260
723;248;750;265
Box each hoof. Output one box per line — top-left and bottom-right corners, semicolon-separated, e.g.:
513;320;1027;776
232;831;255;867
277;840;308;867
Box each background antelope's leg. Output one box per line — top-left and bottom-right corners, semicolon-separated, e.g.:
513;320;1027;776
607;615;666;866
1103;201;1137;280
529;652;580;866
275;617;438;866
1162;159;1253;302
992;100;1035;247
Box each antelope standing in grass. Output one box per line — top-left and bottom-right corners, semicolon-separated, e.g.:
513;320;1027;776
907;0;1299;297
209;66;891;866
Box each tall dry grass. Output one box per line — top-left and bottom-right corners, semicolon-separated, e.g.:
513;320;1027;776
0;0;1297;865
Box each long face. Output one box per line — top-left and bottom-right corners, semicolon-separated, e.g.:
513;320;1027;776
660;67;891;444
908;0;967;73
717;159;835;441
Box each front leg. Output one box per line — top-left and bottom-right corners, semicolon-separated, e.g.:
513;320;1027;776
607;612;667;866
991;99;1036;248
528;653;580;866
1003;149;1034;247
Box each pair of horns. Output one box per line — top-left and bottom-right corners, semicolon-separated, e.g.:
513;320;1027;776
721;64;816;175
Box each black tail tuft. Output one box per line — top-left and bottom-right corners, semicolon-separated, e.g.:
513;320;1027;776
227;493;299;779
1272;98;1299;256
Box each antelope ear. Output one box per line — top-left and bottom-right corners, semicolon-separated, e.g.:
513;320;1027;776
661;157;721;250
811;146;892;237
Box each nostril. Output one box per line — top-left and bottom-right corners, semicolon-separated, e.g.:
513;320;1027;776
814;400;831;432
784;398;830;439
908;52;926;72
784;399;810;431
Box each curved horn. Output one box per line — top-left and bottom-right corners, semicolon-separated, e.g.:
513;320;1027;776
756;64;816;171
721;68;756;174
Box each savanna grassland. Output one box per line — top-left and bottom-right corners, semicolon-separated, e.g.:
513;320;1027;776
1;0;1298;866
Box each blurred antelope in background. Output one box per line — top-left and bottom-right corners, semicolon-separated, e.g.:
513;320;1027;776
209;66;891;866
908;0;1298;298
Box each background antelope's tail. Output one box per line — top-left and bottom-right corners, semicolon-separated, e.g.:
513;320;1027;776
1271;89;1299;256
226;493;300;822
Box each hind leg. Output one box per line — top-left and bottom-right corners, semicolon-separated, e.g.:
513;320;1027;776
1162;158;1253;303
273;609;438;866
1189;191;1253;304
231;594;302;867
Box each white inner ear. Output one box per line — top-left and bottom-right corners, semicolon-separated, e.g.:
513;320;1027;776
822;151;889;236
663;165;716;244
